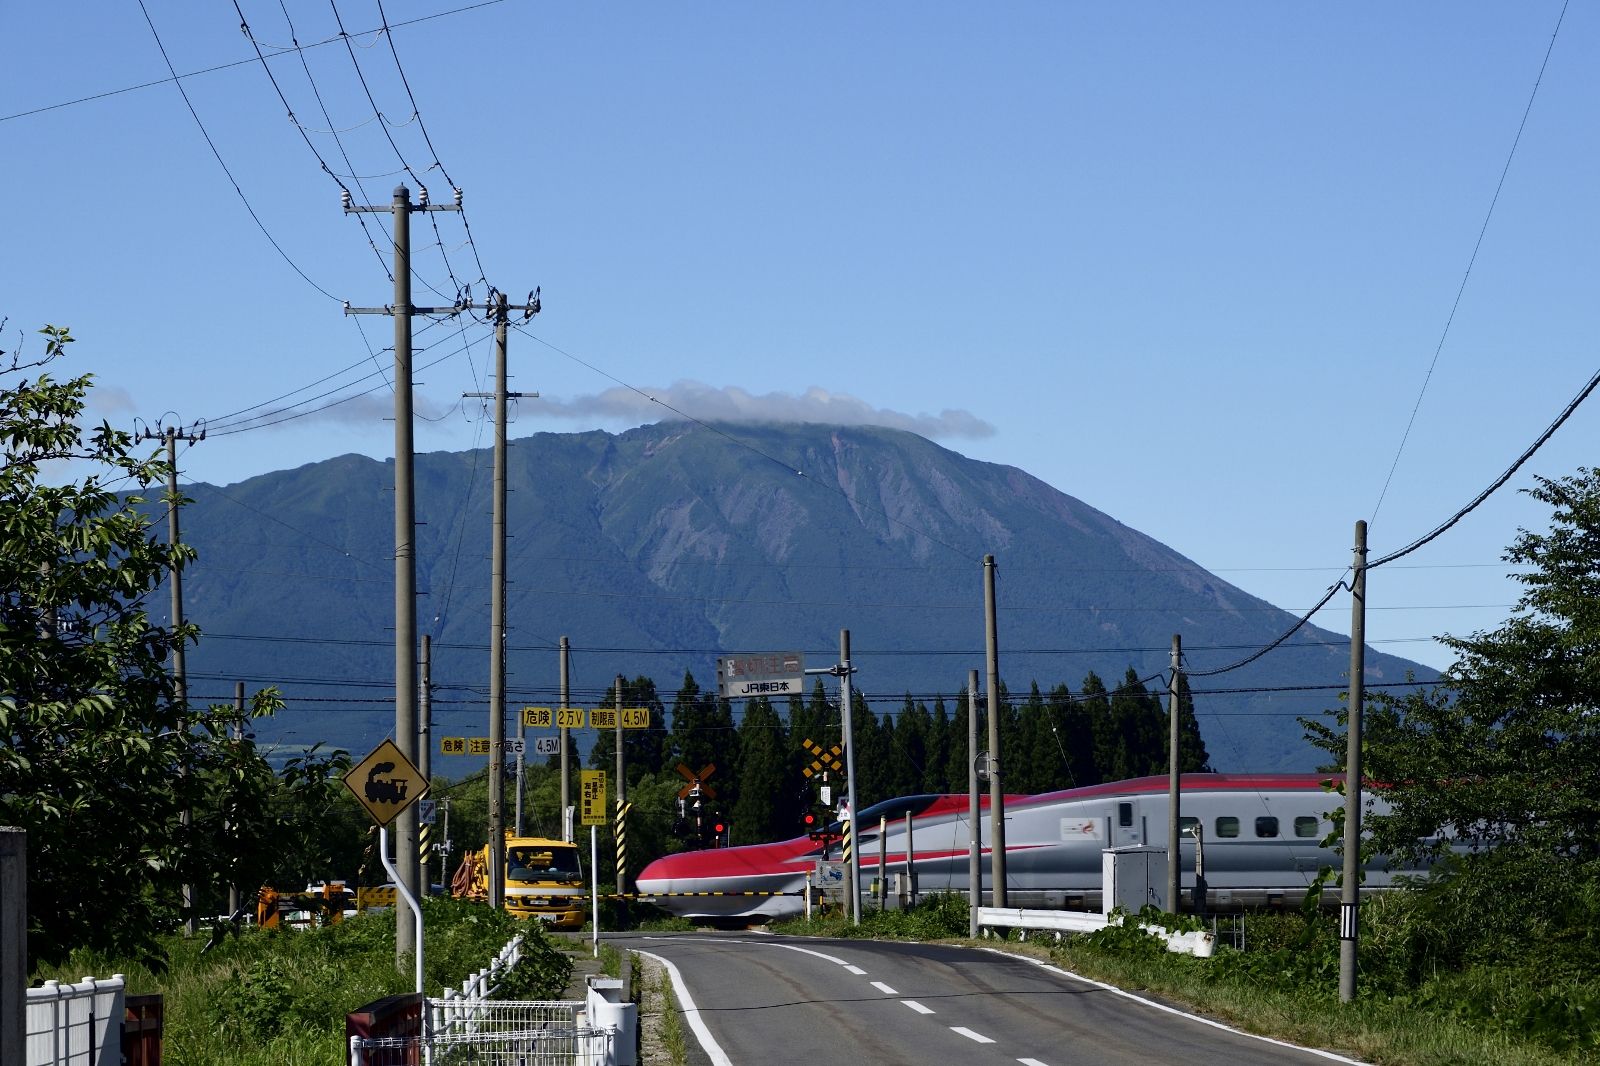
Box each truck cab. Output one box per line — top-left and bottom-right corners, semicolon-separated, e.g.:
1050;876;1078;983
456;836;586;929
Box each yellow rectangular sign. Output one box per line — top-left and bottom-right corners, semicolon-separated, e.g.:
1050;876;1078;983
556;706;584;729
521;707;552;728
621;707;650;729
468;737;491;756
590;708;617;730
580;770;607;826
440;737;466;756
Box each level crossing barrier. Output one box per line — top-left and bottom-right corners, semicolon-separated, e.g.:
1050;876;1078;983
975;906;1216;957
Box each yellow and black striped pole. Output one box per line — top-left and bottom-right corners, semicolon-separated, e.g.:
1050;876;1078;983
418;820;433;879
841;816;854;915
615;800;633;923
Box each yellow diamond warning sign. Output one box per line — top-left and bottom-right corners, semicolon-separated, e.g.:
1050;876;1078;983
343;739;428;827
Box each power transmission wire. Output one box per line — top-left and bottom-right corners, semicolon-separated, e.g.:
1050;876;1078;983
1370;363;1600;569
1370;0;1571;522
1;0;511;124
135;0;342;303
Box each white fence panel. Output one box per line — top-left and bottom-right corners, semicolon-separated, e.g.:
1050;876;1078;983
25;976;124;1066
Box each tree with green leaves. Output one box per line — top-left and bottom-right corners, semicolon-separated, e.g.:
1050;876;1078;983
731;696;789;844
1306;469;1600;972
0;326;331;968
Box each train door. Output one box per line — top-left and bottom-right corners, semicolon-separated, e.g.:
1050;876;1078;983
1111;800;1142;847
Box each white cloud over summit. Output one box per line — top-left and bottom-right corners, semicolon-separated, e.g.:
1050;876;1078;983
533;381;995;440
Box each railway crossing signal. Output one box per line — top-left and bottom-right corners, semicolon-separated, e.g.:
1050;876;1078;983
801;738;843;779
674;762;716;800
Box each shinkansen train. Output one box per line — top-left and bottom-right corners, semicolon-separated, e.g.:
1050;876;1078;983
636;773;1418;922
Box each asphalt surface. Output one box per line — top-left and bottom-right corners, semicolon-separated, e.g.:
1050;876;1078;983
611;931;1363;1066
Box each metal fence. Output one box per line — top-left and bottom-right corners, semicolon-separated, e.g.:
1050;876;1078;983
25;976;124;1066
349;1002;610;1066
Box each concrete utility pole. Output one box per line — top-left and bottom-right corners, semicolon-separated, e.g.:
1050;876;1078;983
560;637;571;840
984;555;1007;908
229;681;245;917
614;674;629;924
967;669;981;936
153;423;202;935
1340;521;1369;1003
462;288;540;909
344;183;461;968
1167;633;1182;914
839;629;861;925
419;636;433;880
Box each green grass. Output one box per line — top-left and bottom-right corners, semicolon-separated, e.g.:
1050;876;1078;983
654;966;688;1066
33;897;574;1065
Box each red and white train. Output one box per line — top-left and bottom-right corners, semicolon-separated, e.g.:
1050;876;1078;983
636;773;1417;922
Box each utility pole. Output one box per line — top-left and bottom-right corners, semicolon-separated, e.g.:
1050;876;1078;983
967;669;981;937
419;635;433;884
984;555;1006;908
614;674;629;926
560;637;571;841
1340;520;1368;1003
838;629;861;925
344;183;461;967
1167;633;1182;913
150;422;203;935
461;287;540;910
229;681;245;918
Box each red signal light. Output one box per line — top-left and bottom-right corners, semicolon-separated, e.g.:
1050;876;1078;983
803;813;816;826
714;822;726;834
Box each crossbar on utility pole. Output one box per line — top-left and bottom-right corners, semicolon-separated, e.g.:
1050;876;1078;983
344;183;461;969
462;288;540;908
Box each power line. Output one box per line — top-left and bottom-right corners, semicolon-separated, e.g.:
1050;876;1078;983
1371;0;1571;522
1;0;512;124
135;0;341;302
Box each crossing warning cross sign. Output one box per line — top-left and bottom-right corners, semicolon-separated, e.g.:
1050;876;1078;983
343;739;428;827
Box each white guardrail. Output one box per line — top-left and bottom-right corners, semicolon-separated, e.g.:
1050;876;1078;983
25;975;125;1066
975;907;1216;958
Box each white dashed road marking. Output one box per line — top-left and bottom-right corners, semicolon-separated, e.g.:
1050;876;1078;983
952;1027;996;1044
904;1000;935;1015
1019;1059;1052;1066
845;965;867;975
871;981;898;995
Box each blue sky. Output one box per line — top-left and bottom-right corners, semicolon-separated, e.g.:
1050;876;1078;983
4;2;1594;673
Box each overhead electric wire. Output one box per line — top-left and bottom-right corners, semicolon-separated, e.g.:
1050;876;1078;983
2;0;511;125
1371;0;1571;523
204;320;490;436
135;0;342;303
1370;363;1600;569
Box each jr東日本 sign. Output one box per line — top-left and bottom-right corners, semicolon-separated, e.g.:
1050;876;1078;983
718;652;805;699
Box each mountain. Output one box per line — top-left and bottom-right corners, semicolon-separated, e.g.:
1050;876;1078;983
164;422;1434;772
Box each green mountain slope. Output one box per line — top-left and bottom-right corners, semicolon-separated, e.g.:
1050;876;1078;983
165;422;1433;772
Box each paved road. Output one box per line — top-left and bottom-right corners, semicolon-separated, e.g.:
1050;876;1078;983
612;931;1362;1066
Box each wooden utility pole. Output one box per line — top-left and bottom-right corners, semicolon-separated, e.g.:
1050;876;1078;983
1340;520;1368;1003
984;555;1006;908
462;287;540;910
1167;633;1182;913
344;183;461;967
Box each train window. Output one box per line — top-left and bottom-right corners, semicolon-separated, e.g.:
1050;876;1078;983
1178;816;1199;835
1294;816;1320;838
1256;816;1280;838
1215;816;1240;838
1118;803;1133;828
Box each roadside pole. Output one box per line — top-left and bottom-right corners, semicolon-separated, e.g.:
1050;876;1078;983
1167;633;1182;913
967;669;981;936
839;629;861;926
1340;521;1368;1003
984;556;1007;908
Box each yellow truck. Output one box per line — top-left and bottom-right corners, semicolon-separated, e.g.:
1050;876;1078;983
452;836;586;930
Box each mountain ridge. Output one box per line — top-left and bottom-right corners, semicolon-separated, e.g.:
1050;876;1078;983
166;421;1433;772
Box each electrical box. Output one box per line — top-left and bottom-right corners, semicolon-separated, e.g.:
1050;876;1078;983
1102;845;1167;915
